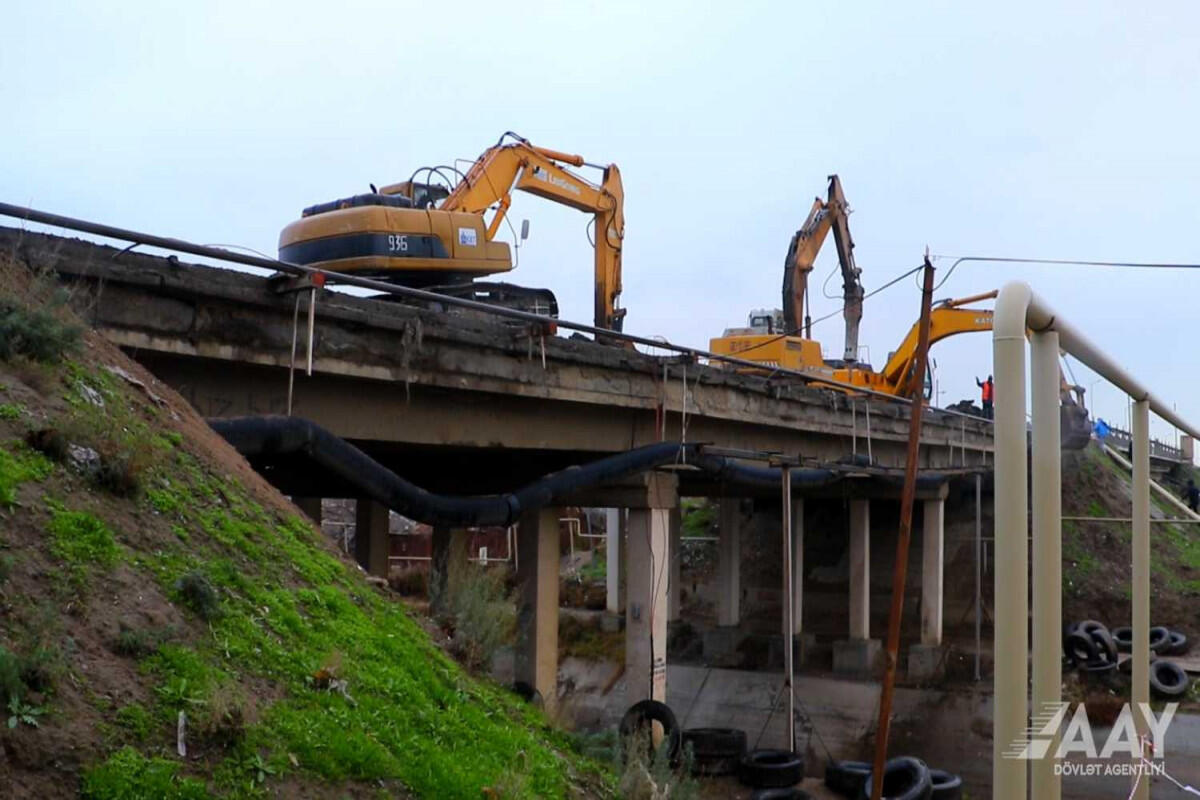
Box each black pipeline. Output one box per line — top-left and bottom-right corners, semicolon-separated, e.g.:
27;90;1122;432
208;416;838;527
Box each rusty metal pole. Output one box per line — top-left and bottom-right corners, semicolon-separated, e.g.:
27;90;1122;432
781;464;795;753
869;258;935;800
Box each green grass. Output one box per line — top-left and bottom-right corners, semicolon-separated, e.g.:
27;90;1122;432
0;442;52;507
92;444;609;797
0;402;23;420
47;506;120;584
113;703;153;741
82;746;209;800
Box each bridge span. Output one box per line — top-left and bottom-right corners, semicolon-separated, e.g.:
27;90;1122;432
5;225;993;708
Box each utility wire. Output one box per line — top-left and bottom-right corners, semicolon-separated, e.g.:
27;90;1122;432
928;254;1200;293
728;262;925;358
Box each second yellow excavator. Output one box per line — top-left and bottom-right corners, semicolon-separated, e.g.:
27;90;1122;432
278;132;626;331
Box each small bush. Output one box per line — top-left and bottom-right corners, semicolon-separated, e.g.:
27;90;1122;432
0;297;80;365
0;646;23;706
112;624;173;659
173;572;221;621
443;564;516;673
0;403;22;420
81;746;209;800
113;703;153;741
94;450;144;497
196;684;249;750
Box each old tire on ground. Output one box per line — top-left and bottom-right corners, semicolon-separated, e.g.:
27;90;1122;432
1089;627;1119;664
683;727;746;776
1150;626;1172;653
751;789;812;800
1078;620;1106;636
739;749;805;789
1111;626;1133;652
825;760;872;797
1166;630;1189;655
859;756;933;800
1065;631;1098;664
928;768;964;800
619;700;682;765
1149;660;1191;698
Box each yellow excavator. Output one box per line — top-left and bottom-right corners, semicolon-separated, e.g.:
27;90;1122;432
713;289;1093;446
278;132;626;331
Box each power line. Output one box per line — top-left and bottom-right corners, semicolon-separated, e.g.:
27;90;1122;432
727;262;925;358
928;254;1200;292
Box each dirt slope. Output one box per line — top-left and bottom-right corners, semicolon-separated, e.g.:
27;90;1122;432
0;256;610;798
1061;443;1200;627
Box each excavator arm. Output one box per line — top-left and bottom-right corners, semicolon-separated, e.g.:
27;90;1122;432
442;134;626;331
781;175;864;361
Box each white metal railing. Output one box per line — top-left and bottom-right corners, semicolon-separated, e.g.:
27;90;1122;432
993;281;1200;800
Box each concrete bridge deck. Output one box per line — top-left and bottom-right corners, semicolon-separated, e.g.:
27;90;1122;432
4;224;994;711
6;226;992;496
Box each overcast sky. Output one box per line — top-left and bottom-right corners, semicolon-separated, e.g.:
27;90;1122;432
5;1;1199;443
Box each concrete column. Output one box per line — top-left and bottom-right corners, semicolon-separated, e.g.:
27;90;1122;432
1183;434;1194;464
834;498;880;676
293;496;323;526
605;508;623;614
515;507;560;711
625;472;677;705
920;498;944;646
848;499;870;639
626;506;670;703
716;499;741;627
790;498;804;637
667;505;682;622
354;499;390;578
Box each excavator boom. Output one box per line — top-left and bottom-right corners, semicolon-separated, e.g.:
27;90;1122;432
781;175;864;361
442;135;625;331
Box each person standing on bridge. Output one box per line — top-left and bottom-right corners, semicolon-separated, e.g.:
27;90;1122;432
976;374;994;420
1184;479;1199;514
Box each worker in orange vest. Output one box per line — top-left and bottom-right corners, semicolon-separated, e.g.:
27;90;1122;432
976;374;994;419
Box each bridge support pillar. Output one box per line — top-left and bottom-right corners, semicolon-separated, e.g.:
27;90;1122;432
716;499;741;627
920;498;944;646
516;506;560;711
605;509;624;616
626;473;678;705
293;497;323;526
353;499;390;578
667;505;682;622
834;498;879;676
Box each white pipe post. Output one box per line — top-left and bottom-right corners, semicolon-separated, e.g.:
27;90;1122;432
993;283;1031;797
1132;399;1151;800
1031;331;1062;800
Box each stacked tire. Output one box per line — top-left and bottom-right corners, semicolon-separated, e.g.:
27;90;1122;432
738;749;805;790
682;727;745;776
1063;620;1118;677
823;757;962;799
1111;625;1188;655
